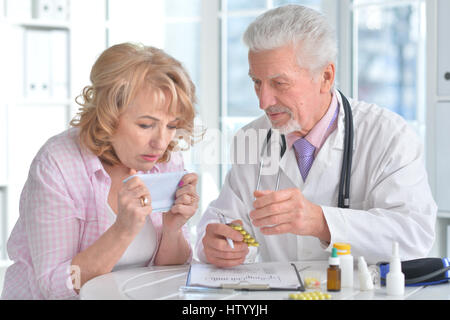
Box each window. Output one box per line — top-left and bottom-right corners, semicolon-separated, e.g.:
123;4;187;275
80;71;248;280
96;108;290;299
352;0;426;138
107;0;203;238
219;0;323;183
0;0;435;266
107;0;201;91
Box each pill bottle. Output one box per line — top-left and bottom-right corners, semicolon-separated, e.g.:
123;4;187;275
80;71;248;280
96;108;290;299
386;242;404;296
358;256;374;291
333;242;353;288
327;247;341;292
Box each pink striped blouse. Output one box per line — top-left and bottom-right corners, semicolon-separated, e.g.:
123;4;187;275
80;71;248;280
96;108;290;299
1;127;191;300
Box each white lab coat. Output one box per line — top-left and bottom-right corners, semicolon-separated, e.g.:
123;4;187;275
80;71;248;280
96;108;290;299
195;90;437;265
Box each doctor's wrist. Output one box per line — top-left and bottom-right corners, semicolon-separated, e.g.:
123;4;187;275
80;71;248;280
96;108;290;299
310;204;331;243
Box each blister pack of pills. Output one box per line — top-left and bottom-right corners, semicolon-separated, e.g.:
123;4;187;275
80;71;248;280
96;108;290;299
289;291;332;300
227;223;260;247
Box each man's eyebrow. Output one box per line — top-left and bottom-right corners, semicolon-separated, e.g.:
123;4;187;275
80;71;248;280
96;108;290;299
268;73;288;79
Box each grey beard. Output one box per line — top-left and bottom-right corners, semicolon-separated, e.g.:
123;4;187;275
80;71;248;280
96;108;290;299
265;106;302;135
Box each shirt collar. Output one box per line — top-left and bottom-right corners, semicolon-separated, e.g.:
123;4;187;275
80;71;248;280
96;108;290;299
286;91;338;149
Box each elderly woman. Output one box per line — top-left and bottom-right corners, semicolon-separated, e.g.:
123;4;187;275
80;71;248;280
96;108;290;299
1;43;200;299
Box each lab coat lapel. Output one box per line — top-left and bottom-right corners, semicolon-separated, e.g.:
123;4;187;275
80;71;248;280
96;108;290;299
262;130;303;190
279;141;341;192
303;91;351;200
279;146;304;189
278;89;350;191
303;132;343;201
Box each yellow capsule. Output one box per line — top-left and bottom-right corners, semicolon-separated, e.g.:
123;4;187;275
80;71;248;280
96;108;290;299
231;225;243;231
244;234;251;239
246;238;255;243
288;293;298;299
288;290;330;301
239;230;247;235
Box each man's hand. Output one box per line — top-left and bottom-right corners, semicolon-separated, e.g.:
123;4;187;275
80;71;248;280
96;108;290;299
202;220;249;267
250;188;331;242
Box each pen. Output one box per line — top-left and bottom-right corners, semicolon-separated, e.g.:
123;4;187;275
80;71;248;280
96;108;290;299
217;212;234;249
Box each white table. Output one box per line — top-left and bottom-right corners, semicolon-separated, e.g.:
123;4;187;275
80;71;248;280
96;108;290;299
79;260;450;300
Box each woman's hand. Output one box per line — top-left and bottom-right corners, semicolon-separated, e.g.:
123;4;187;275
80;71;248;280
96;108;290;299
114;169;152;238
163;173;199;233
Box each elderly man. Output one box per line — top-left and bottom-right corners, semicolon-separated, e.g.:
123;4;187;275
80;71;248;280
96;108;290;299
195;4;436;266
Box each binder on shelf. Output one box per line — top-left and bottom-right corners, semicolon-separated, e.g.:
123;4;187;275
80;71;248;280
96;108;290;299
24;29;51;99
31;0;69;21
52;0;69;21
32;0;53;20
50;30;69;99
6;0;32;20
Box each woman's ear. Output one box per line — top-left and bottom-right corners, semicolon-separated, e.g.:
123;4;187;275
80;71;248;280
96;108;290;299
320;63;335;93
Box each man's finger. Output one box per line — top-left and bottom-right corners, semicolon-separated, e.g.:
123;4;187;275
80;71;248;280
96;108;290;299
204;231;247;252
260;223;291;235
250;198;294;220
253;189;293;209
251;212;292;228
207;223;245;242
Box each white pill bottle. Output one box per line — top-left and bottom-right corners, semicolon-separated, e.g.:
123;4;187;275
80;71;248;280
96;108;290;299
333;243;354;288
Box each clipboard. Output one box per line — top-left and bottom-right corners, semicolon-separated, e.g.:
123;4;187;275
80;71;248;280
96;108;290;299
185;262;306;291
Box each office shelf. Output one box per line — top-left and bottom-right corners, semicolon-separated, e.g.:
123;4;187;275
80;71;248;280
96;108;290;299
6;18;70;29
0;0;107;261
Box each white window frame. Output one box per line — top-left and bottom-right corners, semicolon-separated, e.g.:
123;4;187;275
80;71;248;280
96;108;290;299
215;0;341;186
350;0;427;141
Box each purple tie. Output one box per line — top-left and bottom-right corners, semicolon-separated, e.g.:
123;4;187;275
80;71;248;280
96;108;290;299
293;138;316;181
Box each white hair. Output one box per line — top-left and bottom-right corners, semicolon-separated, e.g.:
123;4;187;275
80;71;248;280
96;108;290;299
243;4;337;76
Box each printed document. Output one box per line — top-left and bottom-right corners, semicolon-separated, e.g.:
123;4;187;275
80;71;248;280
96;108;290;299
187;262;303;290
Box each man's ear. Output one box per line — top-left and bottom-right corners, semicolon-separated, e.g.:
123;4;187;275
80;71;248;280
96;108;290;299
320;63;335;93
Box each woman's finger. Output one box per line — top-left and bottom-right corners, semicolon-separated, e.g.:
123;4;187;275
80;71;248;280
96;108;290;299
179;173;198;187
174;193;193;205
175;184;196;198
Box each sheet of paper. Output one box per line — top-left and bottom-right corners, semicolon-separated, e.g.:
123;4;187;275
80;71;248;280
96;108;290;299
124;171;185;212
188;262;301;289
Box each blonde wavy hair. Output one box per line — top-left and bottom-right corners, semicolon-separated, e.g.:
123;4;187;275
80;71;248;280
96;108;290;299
70;42;198;166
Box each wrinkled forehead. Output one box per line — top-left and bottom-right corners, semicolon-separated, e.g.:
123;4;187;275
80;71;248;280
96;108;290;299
248;47;302;77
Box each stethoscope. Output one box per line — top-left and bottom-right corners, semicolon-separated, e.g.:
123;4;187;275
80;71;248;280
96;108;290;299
256;90;354;209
